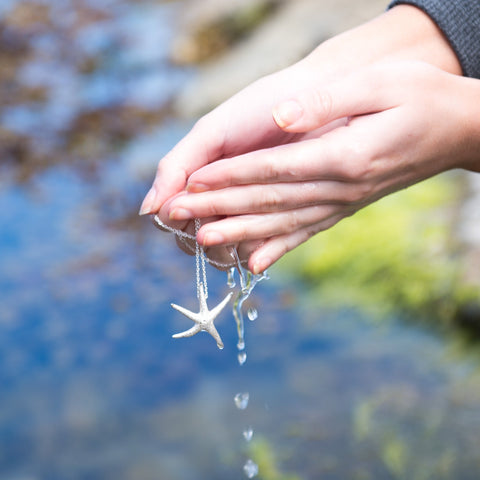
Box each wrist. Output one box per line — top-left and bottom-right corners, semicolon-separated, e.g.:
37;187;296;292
458;77;480;172
304;4;462;78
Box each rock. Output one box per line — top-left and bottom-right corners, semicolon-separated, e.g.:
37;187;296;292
171;0;386;118
170;0;284;65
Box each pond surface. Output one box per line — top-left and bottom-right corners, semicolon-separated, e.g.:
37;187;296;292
1;1;480;479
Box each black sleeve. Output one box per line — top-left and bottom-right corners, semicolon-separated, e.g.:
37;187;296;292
388;0;480;78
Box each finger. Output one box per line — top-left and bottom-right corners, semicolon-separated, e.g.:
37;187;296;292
176;234;196;257
186;132;366;193
139;71;298;215
171;175;371;221
200;239;263;272
154;191;191;233
247;213;348;273
272;63;397;133
196;204;345;247
139;123;217;215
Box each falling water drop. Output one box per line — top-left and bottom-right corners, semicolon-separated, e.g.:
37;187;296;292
243;427;254;442
243;459;259;478
227;267;236;288
234;392;250;410
247;307;258;321
238;351;247;365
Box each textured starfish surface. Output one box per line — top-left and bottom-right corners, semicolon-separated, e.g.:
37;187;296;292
171;284;233;349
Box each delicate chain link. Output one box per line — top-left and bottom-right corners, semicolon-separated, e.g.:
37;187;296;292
152;215;247;270
194;219;208;299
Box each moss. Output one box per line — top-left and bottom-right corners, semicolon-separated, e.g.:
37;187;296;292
278;175;478;325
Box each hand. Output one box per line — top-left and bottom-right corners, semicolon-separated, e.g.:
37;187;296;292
166;61;480;273
140;5;463;269
140;5;460;214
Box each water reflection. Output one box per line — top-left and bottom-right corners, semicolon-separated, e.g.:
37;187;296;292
1;1;480;479
0;0;186;185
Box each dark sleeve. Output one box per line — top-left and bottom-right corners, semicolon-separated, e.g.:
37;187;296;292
388;0;480;78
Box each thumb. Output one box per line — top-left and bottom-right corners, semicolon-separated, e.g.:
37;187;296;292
272;65;393;133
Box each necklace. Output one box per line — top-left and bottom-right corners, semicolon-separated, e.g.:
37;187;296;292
154;216;233;349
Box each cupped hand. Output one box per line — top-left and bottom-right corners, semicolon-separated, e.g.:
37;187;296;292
139;60;325;216
139;4;462;217
166;61;480;273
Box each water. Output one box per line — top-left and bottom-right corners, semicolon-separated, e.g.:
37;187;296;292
237;351;247;366
2;1;480;479
247;307;258;321
243;427;254;442
234;392;250;410
243;459;259;478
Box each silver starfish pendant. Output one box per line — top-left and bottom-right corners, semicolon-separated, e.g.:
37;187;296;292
171;283;233;349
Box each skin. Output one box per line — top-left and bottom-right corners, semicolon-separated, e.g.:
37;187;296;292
140;5;480;273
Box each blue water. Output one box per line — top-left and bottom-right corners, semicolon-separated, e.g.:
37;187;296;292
1;1;480;479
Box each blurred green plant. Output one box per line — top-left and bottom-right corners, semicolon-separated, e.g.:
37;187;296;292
353;389;458;480
278;175;478;326
247;437;303;480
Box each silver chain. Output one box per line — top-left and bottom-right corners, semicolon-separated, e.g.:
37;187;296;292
152;215;247;270
194;219;208;299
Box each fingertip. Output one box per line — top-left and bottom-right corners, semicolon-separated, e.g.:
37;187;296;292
272;100;303;130
139;187;157;215
186;182;209;193
201;231;225;247
169;207;193;221
252;256;272;275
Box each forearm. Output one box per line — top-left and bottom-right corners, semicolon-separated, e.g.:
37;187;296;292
303;4;462;78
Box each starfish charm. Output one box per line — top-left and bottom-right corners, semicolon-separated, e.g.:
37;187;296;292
171;283;233;349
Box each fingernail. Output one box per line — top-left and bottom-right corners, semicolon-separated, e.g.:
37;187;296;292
187;182;209;193
169;207;193;220
272;100;303;128
139;187;156;215
253;257;271;275
202;231;225;246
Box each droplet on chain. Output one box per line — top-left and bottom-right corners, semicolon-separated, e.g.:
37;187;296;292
238;351;247;365
227;267;236;288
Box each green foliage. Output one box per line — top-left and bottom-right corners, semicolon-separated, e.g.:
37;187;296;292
352;392;458;480
278;175;475;324
248;437;303;480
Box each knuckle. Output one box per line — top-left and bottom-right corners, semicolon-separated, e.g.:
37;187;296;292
285;210;300;231
344;182;374;205
259;187;283;210
208;199;224;216
192;114;209;132
263;150;283;181
309;89;333;123
338;141;374;181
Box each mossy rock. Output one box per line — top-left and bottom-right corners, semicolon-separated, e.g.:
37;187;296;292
278;174;479;326
171;0;282;64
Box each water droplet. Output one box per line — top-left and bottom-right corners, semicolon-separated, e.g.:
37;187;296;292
243;459;259;478
237;339;245;351
243;427;253;442
227;267;236;288
238;351;247;365
247;307;258;321
234;392;249;410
